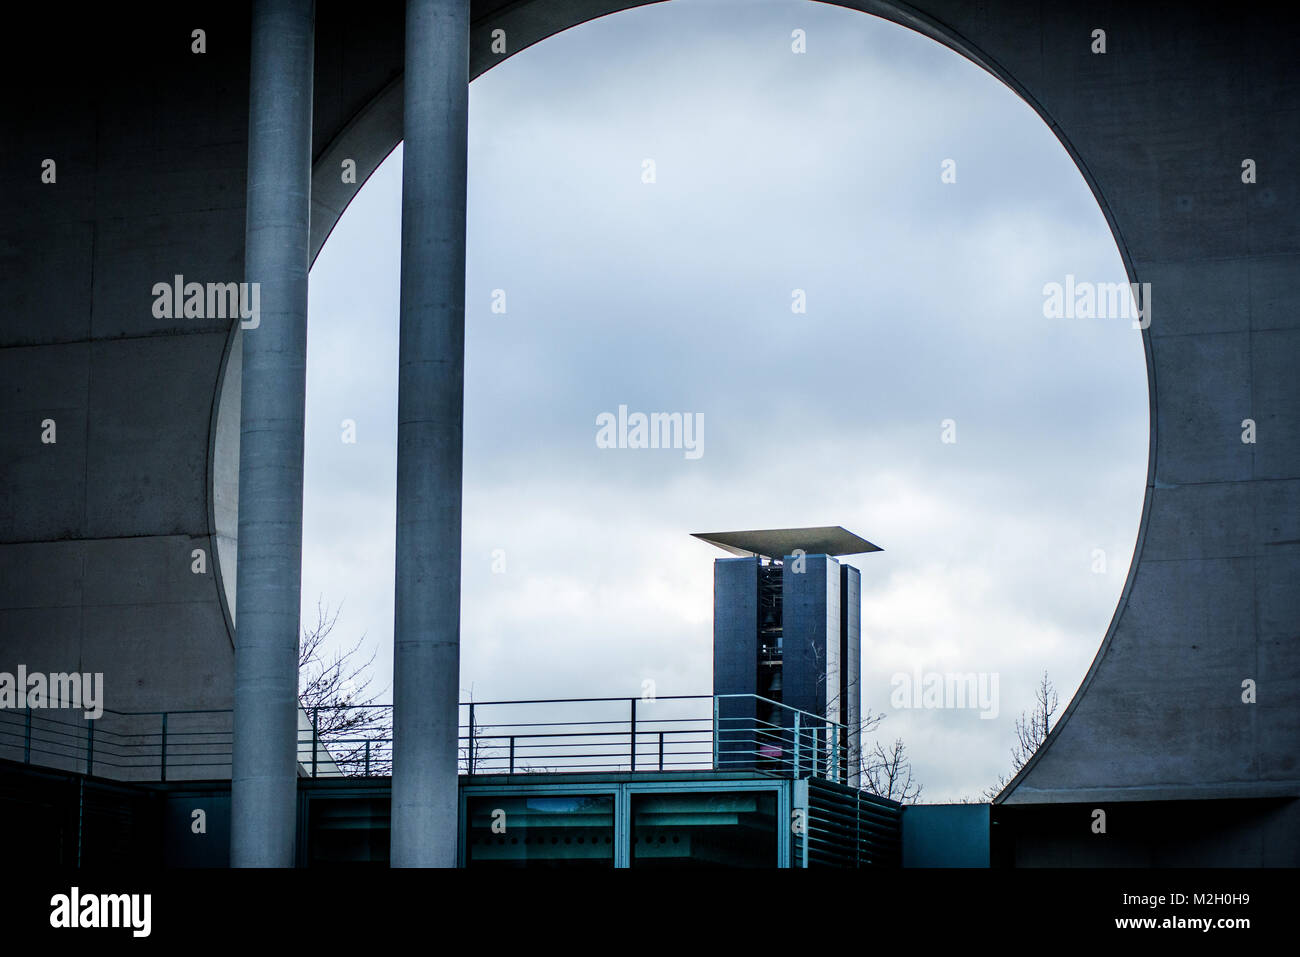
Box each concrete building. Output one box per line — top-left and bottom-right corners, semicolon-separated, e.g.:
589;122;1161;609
699;527;879;787
0;1;1296;866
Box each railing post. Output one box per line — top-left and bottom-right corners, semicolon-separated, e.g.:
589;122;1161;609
364;738;371;777
509;735;515;774
830;721;839;783
311;707;318;779
658;730;665;771
86;718;95;777
161;712;168;782
467;703;476;774
77;778;85;869
23;707;31;764
629;698;637;772
712;696;719;769
793;711;800;778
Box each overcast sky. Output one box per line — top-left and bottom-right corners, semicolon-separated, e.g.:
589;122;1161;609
299;0;1148;801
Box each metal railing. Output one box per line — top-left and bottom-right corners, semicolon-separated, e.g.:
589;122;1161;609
0;694;850;784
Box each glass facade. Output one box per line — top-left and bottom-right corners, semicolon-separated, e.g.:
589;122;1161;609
631;791;777;867
305;795;390;867
461;785;783;867
299;780;798;867
465;794;616;868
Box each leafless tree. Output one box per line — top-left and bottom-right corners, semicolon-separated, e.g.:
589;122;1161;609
809;638;886;783
862;737;923;804
983;670;1059;800
299;599;392;776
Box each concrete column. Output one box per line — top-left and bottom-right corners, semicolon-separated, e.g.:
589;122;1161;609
390;0;470;868
231;0;315;868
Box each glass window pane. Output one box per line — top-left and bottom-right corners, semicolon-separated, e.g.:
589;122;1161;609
307;796;391;867
631;791;777;868
466;795;615;868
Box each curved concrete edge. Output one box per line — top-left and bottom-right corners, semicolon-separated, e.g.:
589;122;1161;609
214;1;672;634
1004;781;1300;806
468;0;666;78
807;2;1164;808
4;1;1290;825
993;480;1156;805
307;0;665;265
217;0;1180;808
310;76;405;266
888;1;1298;806
209;322;242;646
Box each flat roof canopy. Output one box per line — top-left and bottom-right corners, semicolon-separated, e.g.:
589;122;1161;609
691;526;882;559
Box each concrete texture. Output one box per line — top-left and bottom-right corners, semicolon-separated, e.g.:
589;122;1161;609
0;0;1295;866
782;555;840;722
712;557;760;766
229;0;316;868
389;0;470;869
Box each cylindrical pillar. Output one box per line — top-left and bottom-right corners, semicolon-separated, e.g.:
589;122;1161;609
390;0;470;868
231;0;315;868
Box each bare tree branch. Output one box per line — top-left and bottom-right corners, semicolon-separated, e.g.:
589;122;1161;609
983;670;1058;800
862;737;923;804
298;598;391;776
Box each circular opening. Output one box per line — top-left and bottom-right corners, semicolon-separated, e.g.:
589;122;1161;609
216;0;1149;801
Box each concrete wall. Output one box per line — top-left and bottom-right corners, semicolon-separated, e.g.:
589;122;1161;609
1;0;1295;863
0;0;656;758
825;0;1300;811
0;6;254;730
712;557;759;765
783;555;840;720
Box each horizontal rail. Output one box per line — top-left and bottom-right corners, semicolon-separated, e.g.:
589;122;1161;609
1;693;852;785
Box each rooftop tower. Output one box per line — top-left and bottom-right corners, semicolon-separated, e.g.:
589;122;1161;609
693;527;881;787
